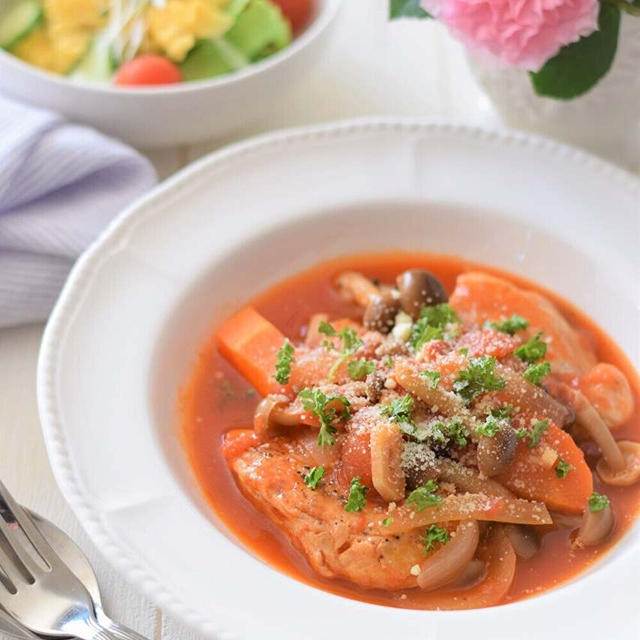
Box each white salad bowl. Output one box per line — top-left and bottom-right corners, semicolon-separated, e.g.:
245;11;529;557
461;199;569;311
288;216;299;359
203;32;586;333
0;0;342;148
38;120;640;640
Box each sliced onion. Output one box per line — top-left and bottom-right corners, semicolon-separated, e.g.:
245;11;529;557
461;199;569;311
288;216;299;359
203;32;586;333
504;524;540;559
370;422;405;501
446;559;487;590
417;520;479;591
368;492;551;535
576;504;615;547
437;459;514;498
411;526;516;610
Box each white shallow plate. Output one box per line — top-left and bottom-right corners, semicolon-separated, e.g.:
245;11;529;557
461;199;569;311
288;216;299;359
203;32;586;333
38;120;640;640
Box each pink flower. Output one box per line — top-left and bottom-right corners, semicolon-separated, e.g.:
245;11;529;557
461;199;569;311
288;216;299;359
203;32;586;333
422;0;599;71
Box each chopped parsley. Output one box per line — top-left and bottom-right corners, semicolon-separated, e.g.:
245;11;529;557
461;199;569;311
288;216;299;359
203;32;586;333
384;356;394;368
555;458;573;479
447;419;468;447
515;332;547;363
423;524;450;553
588;492;610;512
515;427;528;440
452;356;506;403
475;415;503;437
524;361;551;385
344;476;368;512
407;479;443;511
347;358;376;380
304;466;325;489
430;422;448;445
318;321;364;380
421;369;441;389
380;394;415;426
490;405;514;421
458;347;469;356
527;419;549;449
408;304;460;351
298;387;350;447
274;339;295;385
382;516;393;527
488;314;529;335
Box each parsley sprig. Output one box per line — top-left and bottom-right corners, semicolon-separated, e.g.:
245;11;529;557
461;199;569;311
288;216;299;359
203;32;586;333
421;369;441;389
524;361;551;385
304;466;325;489
345;476;368;512
380;394;415;426
409;304;460;351
407;479;443;511
274;339;295;385
319;321;364;380
475;415;503;437
298;387;350;447
453;356;506;403
423;524;450;553
528;419;549;448
347;358;376;380
555;458;573;479
515;332;547;363
588;492;610;512
488;314;529;335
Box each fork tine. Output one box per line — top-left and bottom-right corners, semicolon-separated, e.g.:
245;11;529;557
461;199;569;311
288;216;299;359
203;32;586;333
0;513;44;578
0;481;55;566
0;538;29;589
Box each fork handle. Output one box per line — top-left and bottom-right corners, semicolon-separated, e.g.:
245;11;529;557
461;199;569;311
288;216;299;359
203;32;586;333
68;616;150;640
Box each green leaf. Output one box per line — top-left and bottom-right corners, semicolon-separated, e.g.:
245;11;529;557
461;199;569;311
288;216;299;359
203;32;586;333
530;3;621;100
407;479;443;511
304;466;325;489
423;524;450;553
588;491;610;512
389;0;431;19
515;332;547;364
380;394;415;425
345;477;368;512
273;339;295;384
347;358;376;380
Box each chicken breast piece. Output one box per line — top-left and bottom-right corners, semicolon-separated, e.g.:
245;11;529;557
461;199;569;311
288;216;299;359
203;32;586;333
231;439;424;590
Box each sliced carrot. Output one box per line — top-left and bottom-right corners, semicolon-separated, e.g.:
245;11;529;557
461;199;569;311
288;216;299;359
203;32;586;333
449;272;596;379
216;306;289;397
221;429;263;461
497;423;593;514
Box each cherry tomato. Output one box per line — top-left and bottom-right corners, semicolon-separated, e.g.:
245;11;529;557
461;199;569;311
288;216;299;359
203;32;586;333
114;55;182;87
271;0;315;33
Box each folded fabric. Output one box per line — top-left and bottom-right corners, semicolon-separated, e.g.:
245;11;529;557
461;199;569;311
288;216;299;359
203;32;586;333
0;94;157;328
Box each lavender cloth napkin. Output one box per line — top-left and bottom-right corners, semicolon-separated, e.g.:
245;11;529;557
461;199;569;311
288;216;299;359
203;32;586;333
0;95;157;328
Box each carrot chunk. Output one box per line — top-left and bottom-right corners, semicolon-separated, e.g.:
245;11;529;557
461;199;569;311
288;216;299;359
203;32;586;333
216;307;288;397
497;423;593;514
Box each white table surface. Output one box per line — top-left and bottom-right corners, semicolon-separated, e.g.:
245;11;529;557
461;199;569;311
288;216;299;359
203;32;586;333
0;1;632;639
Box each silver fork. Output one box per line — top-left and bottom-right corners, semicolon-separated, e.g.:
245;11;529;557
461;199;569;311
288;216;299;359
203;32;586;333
0;480;149;640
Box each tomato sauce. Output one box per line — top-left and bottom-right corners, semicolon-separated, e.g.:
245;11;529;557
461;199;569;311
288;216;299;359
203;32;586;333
181;252;640;608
